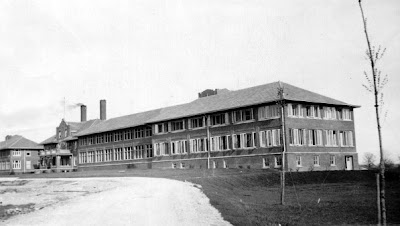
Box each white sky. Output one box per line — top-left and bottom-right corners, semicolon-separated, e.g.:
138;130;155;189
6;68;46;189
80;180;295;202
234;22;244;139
1;0;399;163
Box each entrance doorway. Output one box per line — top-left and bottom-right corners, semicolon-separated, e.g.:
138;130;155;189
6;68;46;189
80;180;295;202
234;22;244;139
345;156;353;170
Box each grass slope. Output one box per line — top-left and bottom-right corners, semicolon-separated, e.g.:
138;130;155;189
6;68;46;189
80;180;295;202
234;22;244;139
3;169;400;225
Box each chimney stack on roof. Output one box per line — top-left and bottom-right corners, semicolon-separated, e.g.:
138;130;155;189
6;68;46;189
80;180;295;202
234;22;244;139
5;135;13;141
100;100;106;120
81;105;87;122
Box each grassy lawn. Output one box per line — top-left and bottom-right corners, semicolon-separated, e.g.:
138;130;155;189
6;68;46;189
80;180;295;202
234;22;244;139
2;169;400;225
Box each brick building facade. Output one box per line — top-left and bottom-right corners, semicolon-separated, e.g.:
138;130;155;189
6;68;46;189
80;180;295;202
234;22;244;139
0;135;43;174
68;82;359;172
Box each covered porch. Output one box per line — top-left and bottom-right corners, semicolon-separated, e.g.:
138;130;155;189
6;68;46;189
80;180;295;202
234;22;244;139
39;149;75;172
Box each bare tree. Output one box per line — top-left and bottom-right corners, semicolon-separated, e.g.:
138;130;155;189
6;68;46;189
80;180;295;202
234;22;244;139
363;152;376;170
358;1;388;225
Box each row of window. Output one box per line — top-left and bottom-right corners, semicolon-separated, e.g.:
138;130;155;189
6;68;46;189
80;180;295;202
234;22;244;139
154;132;258;156
153;104;352;135
1;150;32;157
289;129;354;147
295;155;336;167
0;161;11;170
79;144;153;164
79;127;152;146
262;155;338;169
288;104;352;120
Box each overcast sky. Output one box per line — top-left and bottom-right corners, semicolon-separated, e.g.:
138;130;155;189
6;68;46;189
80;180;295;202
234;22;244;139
1;0;399;163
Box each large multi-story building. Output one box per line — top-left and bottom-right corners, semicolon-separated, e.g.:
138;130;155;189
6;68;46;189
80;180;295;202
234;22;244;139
40;106;100;172
0;135;43;174
64;81;359;172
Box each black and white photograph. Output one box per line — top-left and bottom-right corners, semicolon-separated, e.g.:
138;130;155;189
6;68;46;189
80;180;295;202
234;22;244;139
0;0;399;225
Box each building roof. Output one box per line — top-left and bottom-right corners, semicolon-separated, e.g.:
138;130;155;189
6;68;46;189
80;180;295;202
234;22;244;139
75;81;358;137
41;119;101;144
0;135;43;150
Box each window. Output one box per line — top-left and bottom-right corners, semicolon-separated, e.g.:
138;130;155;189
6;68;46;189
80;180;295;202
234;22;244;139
64;130;68;138
210;136;229;151
305;105;321;118
309;129;323;146
145;127;152;137
171;120;185;131
105;149;112;161
232;108;254;123
114;132;123;142
79;152;87;163
124;146;133;160
325;130;338;146
96;150;104;162
287;104;305;117
296;156;302;167
114;148;123;161
171;140;188;155
134;145;144;159
275;156;282;167
233;134;242;149
338;108;352;121
259;105;280;120
12;160;21;169
58;131;61;139
330;155;336;166
172;163;177;169
313;155;320;166
263;158;270;168
134;128;145;139
146;144;153;158
125;130;132;140
323;107;337;120
210;113;227;126
260;129;281;147
180;162;186;169
244;133;256;148
232;133;255;149
105;133;113;143
12;150;21;156
96;135;104;144
189;117;205;129
154;142;169;156
289;129;306;146
340;131;354;147
155;123;169;134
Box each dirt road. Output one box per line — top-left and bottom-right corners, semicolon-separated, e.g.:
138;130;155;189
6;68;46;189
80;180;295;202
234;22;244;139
1;177;231;226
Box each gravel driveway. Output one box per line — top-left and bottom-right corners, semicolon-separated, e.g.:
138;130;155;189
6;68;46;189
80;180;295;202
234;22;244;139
1;177;231;226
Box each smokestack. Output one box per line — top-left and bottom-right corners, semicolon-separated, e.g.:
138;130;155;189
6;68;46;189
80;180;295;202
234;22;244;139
81;105;87;122
100;100;106;120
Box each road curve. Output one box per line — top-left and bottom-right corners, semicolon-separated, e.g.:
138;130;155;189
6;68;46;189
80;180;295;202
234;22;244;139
3;177;231;226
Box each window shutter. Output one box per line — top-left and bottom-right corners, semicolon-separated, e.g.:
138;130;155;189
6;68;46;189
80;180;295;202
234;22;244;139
154;124;158;134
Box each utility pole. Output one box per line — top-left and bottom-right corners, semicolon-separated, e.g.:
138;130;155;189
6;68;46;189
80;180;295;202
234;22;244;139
277;81;286;205
206;115;211;169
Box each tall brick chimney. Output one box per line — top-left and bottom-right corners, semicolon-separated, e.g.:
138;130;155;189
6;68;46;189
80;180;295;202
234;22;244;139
81;105;87;122
100;100;106;120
